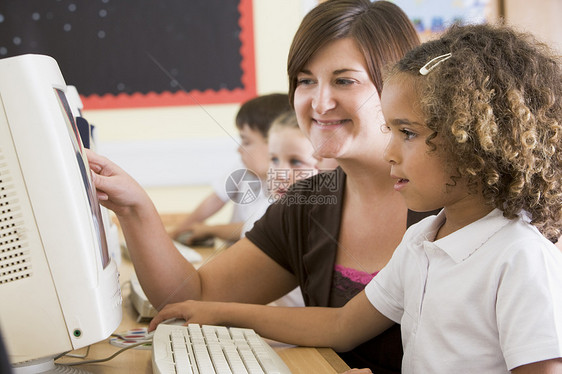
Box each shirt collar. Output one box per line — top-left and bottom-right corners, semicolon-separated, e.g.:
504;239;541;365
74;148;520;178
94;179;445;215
428;208;510;263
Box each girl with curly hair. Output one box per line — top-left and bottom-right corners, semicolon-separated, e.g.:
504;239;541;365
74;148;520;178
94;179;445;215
151;23;562;373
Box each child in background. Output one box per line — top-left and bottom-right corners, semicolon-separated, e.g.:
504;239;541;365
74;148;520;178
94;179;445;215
151;23;562;373
267;110;338;203
169;93;291;246
241;110;336;237
268;111;325;200
246;110;337;308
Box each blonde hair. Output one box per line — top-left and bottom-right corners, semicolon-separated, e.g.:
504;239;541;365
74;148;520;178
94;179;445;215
387;23;562;241
268;110;300;135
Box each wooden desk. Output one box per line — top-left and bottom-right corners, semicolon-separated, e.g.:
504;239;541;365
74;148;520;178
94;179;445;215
57;248;350;373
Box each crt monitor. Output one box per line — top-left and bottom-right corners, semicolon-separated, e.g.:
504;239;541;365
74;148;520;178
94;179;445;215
0;54;122;372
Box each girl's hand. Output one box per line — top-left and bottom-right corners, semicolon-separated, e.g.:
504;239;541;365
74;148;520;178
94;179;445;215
342;369;372;374
148;300;227;331
85;149;149;216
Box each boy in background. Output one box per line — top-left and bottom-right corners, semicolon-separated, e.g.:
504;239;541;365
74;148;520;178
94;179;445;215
169;93;291;246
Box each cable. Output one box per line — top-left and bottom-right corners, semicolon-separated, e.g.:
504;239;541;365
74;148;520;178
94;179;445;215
55;340;151;367
62;345;91;359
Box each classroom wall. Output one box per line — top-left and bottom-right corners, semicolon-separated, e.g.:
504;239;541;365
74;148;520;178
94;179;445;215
503;0;562;54
83;1;306;216
82;0;561;217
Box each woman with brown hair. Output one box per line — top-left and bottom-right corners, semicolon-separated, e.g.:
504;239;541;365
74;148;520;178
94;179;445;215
88;1;435;371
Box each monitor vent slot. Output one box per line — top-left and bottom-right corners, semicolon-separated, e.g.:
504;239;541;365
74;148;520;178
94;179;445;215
0;154;32;285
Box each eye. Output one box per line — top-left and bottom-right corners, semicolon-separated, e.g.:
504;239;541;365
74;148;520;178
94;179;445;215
400;128;417;140
270;156;279;165
334;78;355;86
297;77;315;86
289;158;304;167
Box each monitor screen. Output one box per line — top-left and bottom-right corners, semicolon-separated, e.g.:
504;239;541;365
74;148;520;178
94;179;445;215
54;87;110;268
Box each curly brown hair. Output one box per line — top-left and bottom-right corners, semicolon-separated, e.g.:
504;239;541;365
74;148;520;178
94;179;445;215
387;23;562;242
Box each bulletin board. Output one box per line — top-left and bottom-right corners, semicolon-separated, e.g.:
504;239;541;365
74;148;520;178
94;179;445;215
0;0;256;109
391;0;492;40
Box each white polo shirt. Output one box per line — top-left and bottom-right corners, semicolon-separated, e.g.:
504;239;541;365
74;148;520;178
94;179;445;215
212;160;269;226
366;208;562;373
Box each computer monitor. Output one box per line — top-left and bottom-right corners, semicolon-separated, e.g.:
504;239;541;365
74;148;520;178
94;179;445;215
0;54;122;372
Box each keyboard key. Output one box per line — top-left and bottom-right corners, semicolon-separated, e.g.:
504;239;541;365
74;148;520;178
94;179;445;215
152;324;291;374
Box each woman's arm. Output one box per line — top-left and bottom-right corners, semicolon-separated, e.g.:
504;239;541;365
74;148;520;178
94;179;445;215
87;149;199;308
86;150;298;308
149;291;394;353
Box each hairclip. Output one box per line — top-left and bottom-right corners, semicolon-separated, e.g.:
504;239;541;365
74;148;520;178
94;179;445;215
419;53;452;75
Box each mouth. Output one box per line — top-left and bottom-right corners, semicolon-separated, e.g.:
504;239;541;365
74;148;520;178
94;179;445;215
391;175;409;191
276;187;287;195
313;119;348;128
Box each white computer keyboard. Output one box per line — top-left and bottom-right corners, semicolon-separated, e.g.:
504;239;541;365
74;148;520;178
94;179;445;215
152;323;292;374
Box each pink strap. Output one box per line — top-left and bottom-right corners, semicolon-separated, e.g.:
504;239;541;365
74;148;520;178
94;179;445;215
334;264;378;285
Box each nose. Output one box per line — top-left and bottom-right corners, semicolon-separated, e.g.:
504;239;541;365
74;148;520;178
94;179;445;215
312;84;336;114
270;166;290;188
383;136;398;165
277;170;290;181
275;161;291;178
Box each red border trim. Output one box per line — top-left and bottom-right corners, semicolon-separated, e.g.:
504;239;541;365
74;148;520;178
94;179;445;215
81;0;256;110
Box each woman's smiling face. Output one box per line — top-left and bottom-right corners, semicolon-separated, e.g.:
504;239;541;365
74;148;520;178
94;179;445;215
293;37;387;162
